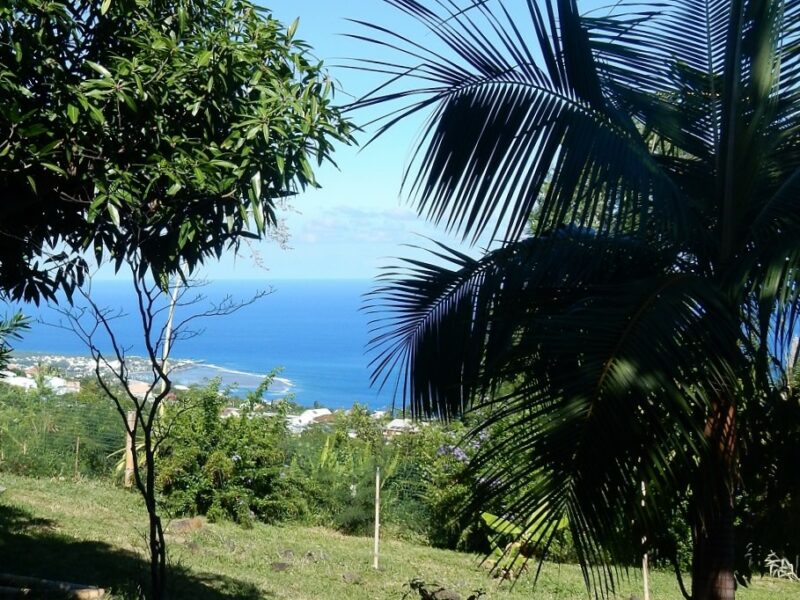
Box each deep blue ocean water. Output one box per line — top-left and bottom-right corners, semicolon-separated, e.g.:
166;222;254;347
8;279;397;410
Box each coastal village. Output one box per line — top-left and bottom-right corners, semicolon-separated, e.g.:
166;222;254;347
0;355;418;437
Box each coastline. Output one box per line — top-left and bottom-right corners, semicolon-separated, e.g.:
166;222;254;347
8;351;294;398
6;279;387;409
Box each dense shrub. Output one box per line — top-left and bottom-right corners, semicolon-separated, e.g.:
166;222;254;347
285;404;399;535
157;380;311;525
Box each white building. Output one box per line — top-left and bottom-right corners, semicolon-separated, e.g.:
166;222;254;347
383;418;419;437
0;375;37;391
286;408;332;433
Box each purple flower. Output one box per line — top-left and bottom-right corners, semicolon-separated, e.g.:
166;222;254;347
453;447;468;462
437;444;469;462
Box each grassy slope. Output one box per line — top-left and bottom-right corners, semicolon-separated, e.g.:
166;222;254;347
0;474;796;600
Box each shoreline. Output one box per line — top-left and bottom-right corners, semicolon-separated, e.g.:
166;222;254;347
8;350;294;397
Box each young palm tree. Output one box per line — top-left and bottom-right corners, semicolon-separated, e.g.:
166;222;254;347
357;1;800;599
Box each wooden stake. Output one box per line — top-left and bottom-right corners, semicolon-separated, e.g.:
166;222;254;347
373;466;380;570
641;480;650;600
73;436;80;479
123;410;136;488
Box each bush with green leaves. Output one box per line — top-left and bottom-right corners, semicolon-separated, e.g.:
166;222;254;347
284;405;395;535
157;380;311;525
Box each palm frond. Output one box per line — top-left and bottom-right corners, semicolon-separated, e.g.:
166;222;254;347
349;0;690;245
367;232;742;595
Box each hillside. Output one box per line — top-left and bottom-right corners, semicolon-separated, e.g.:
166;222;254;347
0;474;796;600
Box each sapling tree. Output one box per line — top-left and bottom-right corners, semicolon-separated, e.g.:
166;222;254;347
54;255;269;599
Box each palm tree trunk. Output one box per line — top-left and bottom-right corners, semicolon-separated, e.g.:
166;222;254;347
691;401;736;600
691;481;735;600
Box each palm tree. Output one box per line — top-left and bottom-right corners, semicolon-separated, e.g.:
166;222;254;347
356;1;800;599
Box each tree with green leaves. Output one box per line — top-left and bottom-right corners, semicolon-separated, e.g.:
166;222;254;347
359;1;800;599
0;0;351;302
2;1;351;596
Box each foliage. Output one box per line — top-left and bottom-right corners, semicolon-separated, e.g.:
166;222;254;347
156;379;504;548
481;510;570;579
157;379;310;526
0;364;572;559
0;379;122;478
0;313;29;368
0;361;574;561
358;0;800;598
0;0;353;303
764;553;799;581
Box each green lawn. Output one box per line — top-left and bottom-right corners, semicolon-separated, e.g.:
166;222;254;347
0;474;796;600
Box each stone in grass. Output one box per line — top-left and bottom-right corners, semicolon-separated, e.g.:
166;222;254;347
431;590;461;600
270;562;291;573
279;549;294;560
305;550;329;563
168;517;204;534
342;572;362;585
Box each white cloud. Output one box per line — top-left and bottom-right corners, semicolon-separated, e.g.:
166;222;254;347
290;205;434;245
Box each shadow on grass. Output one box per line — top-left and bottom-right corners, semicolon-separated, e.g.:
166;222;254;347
0;503;269;599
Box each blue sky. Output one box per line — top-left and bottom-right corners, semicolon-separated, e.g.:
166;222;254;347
196;1;465;281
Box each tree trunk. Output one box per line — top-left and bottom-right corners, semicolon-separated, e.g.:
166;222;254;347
131;423;167;600
691;401;736;600
147;506;166;600
144;430;167;600
691;479;735;600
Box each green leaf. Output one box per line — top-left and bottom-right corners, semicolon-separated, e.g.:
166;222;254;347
100;0;112;15
252;200;265;231
67;104;79;124
250;171;262;199
107;203;120;227
86;61;113;79
209;159;238;169
41;163;67;176
481;512;523;537
87;105;105;124
287;18;299;40
167;182;182;196
197;50;213;66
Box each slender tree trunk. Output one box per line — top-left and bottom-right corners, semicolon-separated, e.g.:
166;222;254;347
131;422;167;600
691;401;736;600
146;503;166;600
144;432;166;600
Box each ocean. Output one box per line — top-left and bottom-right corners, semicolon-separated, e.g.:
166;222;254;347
7;279;398;410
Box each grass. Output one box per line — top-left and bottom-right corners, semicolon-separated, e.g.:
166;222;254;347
0;474;797;600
